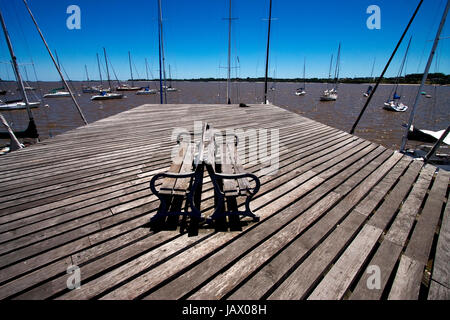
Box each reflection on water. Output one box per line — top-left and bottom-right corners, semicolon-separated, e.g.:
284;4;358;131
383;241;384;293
0;81;449;151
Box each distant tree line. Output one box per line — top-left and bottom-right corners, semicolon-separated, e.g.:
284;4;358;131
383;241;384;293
3;72;447;84
131;72;449;85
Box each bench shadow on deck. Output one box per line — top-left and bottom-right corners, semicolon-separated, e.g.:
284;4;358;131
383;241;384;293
0;103;448;300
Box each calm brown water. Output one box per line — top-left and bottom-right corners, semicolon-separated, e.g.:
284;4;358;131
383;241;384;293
1;81;449;151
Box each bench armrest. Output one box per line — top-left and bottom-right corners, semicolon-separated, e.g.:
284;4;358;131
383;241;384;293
214;172;261;194
149;171;197;195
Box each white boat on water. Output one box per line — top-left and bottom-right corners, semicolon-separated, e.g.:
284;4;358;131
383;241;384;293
295;88;306;96
91;49;124;101
383;100;408;112
166;86;178;92
116;84;141;91
0;100;40;110
82;86;110;94
320;88;337;101
295;58;307;96
136;87;157;95
320;44;341;102
91;91;123;100
382;37;411;113
43;91;70;98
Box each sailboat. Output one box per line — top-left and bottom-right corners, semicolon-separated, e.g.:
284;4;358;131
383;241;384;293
137;58;157;95
165;64;178;92
400;0;450;167
43;50;70;98
363;58;376;97
0;11;40;111
82;63;107;93
269;69;276;91
383;37;411;112
320;43;341;101
91;48;124;100
0;7;39;140
116;52;142;91
295;58;306;96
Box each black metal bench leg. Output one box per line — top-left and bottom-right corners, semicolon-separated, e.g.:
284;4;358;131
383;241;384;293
187;164;204;235
244;194;260;222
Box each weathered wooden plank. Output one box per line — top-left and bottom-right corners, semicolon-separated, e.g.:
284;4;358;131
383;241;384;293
429;199;450;289
388;169;450;300
348;164;434;300
428;280;450;300
230;156;410;300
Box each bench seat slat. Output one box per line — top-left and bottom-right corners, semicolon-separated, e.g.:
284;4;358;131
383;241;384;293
172;143;195;195
227;143;251;194
221;143;239;196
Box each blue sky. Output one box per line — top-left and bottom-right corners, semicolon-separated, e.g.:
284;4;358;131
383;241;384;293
0;0;449;81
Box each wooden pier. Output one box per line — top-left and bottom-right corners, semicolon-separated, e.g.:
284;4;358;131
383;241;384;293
0;103;448;300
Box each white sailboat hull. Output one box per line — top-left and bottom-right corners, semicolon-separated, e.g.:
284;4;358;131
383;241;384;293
295;91;306;96
43;91;70;98
90;93;124;100
320;91;337;101
0;101;40;110
383;101;408;112
136;89;157;95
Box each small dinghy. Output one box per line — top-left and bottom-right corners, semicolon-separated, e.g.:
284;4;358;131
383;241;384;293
90;91;123;100
383;101;408;112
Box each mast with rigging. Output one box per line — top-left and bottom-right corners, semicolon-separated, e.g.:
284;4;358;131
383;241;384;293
400;0;450;152
263;0;273;104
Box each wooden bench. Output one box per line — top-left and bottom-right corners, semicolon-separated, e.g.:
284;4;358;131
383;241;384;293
149;136;202;225
149;123;260;230
205;128;261;222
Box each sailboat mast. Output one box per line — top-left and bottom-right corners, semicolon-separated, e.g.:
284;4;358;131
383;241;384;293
370;57;376;81
327;54;333;89
23;0;87;125
97;53;103;85
400;0;450;152
128;51;134;87
145;58;149;80
157;0;163;104
303;57;306;89
333;43;341;87
227;0;232;104
263;0;273;104
158;0;167;103
169;64;172;87
103;48;112;91
55;50;61;70
0;8;33;120
85;65;90;82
